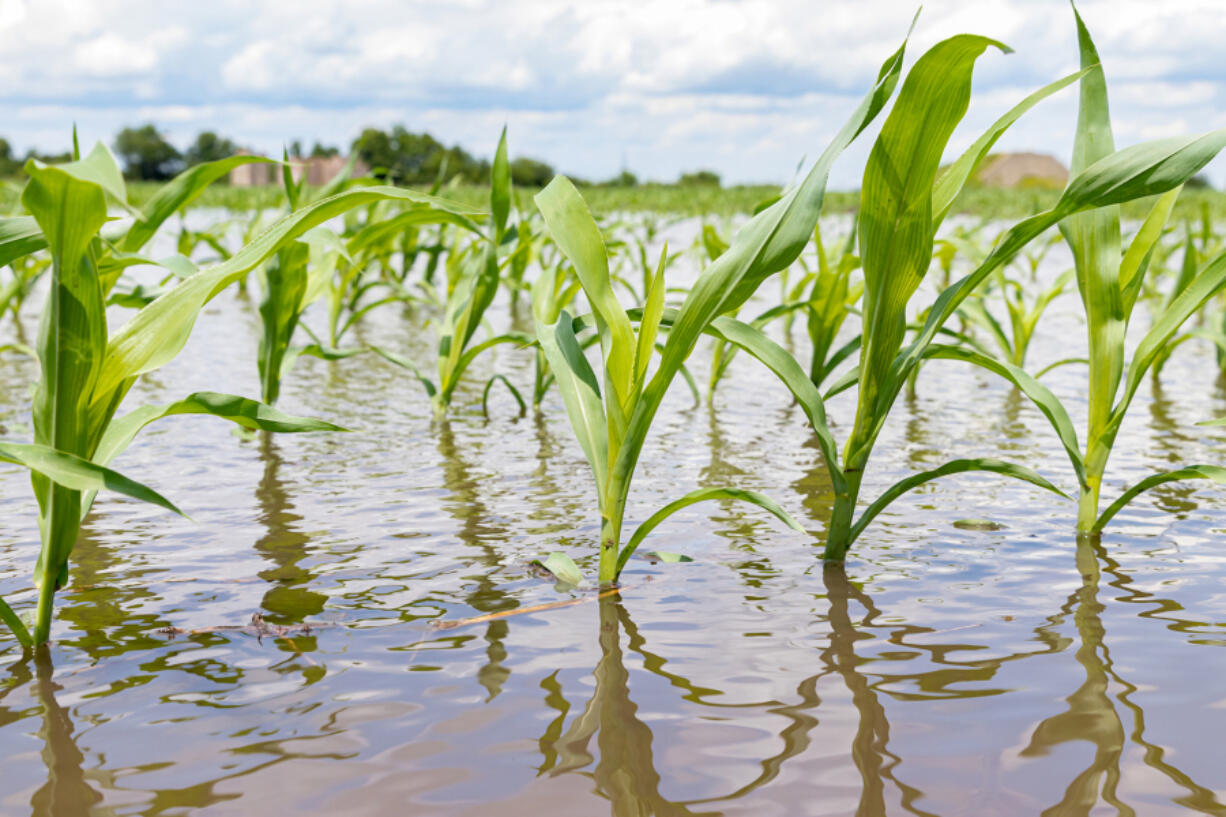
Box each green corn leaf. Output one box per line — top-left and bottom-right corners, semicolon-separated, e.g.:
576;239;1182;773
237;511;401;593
536;177;636;416
0;216;46;267
49;142;133;215
534;274;609;498
856;34;1006;443
1059;8;1124;437
369;344;438;398
92;391;347;468
258;241;310;405
481;374;527;419
702;313;845;493
933;66;1088;228
120;154;279;252
1061;130;1226;210
452;332;534;388
94;185;482;409
346;208;483;256
647;551;694;564
620;487;804;574
850;458;1070;544
633;244;668;390
1119;187;1180;316
532;551;584;587
1094;465;1226;532
0;441;182;516
0;593;32;647
490;127;511;241
1034;356;1089;378
1111;248;1226;433
923;344;1087;488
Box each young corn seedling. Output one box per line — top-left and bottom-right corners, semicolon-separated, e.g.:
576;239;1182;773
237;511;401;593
0;442;182;646
532;30;914;584
376;129;532;416
1;145;482;647
695;15;1225;561
949;11;1226;536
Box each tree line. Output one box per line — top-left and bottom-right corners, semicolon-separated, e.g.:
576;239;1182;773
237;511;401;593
0;124;725;189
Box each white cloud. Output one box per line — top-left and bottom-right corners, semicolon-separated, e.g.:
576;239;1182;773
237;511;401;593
0;0;1222;186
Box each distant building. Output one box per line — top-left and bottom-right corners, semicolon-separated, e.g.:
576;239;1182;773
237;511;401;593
228;150;368;187
976;152;1068;189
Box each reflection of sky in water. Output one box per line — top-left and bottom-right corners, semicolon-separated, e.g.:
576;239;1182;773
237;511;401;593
0;215;1225;814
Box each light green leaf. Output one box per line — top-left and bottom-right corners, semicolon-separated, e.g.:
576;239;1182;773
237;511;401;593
120;154;279;252
851;458;1070;543
621;487;804;573
0;441;182;516
532;551;584;587
1094;465;1226;531
93;391;347;468
0;594;32;647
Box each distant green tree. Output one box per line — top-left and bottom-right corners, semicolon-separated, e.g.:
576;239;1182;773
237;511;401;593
678;169;721;187
114;124;182;180
351;125;485;184
0;138;20;177
509;156;554;187
606;169;639;187
310;142;340;158
1186;173;1214;190
185;131;237;166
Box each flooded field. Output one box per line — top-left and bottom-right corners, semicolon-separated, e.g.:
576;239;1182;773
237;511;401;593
3;213;1226;816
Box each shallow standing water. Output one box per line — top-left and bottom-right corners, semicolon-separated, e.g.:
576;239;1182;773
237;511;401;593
3;216;1226;815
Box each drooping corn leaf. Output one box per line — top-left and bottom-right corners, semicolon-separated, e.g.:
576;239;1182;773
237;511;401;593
93;185;483;410
620;487;804;574
923;344;1086;489
0;441;181;516
0;593;31;647
532;551;584;587
120;154;279;252
850;458;1070;543
93;391;347;468
1094;465;1226;532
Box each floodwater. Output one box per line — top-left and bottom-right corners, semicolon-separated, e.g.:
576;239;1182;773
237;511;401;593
2;215;1226;816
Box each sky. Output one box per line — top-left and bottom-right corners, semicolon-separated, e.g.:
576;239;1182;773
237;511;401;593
1;0;1224;188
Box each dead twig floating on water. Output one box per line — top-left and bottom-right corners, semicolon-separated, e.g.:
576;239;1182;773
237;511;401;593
156;612;341;641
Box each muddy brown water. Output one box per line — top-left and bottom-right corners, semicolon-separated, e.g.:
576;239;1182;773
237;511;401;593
2;216;1226;815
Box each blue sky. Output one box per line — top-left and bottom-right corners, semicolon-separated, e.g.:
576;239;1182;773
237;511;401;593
2;0;1224;188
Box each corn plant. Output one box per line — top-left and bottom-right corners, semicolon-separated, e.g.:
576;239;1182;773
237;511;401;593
946;12;1226;535
376;129;533;415
0;442;182;645
531;30;913;585
697;16;1226;561
0;146;481;647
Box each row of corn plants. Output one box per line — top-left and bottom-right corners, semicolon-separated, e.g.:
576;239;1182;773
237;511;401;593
2;6;1226;643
